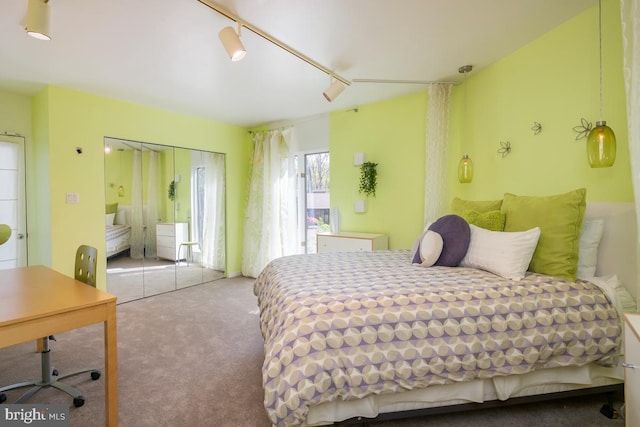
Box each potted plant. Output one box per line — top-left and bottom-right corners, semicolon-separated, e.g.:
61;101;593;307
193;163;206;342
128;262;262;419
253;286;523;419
168;180;176;201
359;162;378;198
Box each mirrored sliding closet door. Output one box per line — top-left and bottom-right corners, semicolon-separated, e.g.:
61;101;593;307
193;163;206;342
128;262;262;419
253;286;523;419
104;138;226;303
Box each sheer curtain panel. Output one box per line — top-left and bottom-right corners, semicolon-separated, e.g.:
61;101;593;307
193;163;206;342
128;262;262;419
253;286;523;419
424;83;453;226
201;152;226;271
242;128;297;278
620;0;640;306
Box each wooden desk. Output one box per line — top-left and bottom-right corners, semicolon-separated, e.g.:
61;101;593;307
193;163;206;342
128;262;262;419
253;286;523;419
0;266;118;426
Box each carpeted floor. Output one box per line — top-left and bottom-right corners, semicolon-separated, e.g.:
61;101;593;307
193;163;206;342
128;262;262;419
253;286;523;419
0;277;626;426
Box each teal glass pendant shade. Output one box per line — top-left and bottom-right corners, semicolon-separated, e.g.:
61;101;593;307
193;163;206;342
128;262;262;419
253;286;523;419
458;154;473;183
587;121;616;168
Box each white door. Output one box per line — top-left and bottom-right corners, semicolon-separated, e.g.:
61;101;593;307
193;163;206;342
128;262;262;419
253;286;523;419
0;137;28;269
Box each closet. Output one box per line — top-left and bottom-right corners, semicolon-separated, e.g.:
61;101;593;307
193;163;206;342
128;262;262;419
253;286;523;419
104;138;226;303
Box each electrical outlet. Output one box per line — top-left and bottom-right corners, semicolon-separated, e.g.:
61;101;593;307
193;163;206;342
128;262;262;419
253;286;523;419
66;192;80;204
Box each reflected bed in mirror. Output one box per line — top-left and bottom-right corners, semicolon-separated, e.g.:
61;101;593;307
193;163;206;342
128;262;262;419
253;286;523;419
104;137;226;303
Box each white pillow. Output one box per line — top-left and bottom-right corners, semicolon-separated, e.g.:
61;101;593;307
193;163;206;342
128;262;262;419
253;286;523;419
459;224;541;281
105;213;116;226
577;219;604;279
419;230;443;267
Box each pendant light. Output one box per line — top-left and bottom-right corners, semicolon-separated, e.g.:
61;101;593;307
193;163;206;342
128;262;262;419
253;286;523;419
586;0;616;168
458;65;473;183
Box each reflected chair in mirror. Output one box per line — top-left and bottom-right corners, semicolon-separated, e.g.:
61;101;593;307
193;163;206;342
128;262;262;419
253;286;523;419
178;241;200;266
0;245;102;407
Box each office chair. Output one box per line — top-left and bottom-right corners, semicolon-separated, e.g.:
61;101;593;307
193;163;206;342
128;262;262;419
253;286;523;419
0;245;102;407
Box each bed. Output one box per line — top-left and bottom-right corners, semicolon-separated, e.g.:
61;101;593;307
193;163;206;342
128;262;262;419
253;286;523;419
106;205;132;258
253;199;638;427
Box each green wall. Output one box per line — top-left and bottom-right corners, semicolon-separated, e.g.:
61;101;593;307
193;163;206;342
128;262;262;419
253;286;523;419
330;0;632;250
330;93;427;249
449;0;630;202
32;85;251;289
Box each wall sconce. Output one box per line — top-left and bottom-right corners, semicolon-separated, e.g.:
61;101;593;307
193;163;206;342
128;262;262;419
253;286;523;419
354;200;367;213
219;23;246;62
586;0;616;168
118;185;125;198
353;152;365;166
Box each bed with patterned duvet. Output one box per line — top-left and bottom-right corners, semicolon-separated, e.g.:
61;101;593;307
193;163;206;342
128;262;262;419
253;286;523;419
253;249;621;427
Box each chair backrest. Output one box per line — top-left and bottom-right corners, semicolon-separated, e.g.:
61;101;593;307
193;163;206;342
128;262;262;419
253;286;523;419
75;245;98;287
0;224;11;246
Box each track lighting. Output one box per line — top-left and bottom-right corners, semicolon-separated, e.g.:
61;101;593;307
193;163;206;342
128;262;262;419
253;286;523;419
219;23;246;62
25;0;51;41
323;79;346;102
198;0;351;98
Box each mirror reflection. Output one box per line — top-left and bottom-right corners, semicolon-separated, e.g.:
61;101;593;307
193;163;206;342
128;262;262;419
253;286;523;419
104;138;225;303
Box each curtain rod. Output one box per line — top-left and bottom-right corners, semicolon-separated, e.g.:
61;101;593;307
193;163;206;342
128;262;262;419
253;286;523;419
197;0;351;86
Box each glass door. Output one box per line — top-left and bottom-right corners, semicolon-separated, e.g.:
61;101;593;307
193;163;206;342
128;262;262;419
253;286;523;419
303;152;330;253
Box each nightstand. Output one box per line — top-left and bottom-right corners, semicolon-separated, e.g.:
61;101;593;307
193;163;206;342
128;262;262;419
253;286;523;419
624;312;640;426
316;232;388;253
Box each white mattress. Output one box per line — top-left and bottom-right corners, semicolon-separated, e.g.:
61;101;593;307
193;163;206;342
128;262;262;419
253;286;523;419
106;224;131;257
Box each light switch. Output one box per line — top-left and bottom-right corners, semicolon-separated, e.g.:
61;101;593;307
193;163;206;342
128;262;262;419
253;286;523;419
66;192;80;204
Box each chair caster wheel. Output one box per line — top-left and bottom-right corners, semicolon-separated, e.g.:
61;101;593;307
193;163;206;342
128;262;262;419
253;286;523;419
90;370;101;380
52;369;59;376
0;393;6;404
73;396;85;408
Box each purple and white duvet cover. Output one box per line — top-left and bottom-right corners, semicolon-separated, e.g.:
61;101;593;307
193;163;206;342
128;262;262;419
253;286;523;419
253;250;620;427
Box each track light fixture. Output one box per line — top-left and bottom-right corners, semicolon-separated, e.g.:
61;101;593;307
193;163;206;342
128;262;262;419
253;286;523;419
323;78;346;102
219;23;246;62
198;0;351;100
25;0;51;41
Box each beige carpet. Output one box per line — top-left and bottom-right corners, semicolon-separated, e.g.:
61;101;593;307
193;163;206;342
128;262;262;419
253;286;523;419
0;277;626;426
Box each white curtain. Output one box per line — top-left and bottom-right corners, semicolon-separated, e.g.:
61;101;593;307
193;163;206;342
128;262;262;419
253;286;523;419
242;128;297;278
201;152;226;271
424;83;453;225
145;150;159;258
620;0;640;306
130;149;145;259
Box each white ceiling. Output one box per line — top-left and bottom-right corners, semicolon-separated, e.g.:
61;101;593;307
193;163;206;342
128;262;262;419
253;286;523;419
0;0;597;128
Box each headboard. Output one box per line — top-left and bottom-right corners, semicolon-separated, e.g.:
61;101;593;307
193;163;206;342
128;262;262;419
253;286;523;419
585;202;638;308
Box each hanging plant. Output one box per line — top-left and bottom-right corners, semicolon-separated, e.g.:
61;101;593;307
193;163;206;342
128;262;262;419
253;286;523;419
168;180;176;201
359;162;378;198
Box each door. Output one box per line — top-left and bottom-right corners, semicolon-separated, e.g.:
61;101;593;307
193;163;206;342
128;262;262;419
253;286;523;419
303;152;330;253
0;137;28;269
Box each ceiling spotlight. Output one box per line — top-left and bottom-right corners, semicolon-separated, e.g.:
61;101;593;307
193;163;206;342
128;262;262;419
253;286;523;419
219;23;246;61
25;0;51;41
323;79;346;102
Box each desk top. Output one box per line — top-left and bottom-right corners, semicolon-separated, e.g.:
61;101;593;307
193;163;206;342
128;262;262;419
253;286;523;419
0;265;117;327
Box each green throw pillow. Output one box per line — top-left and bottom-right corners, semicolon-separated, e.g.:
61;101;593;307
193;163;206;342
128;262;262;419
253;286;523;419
501;188;586;281
460;210;506;231
106;203;118;215
452;197;503;215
